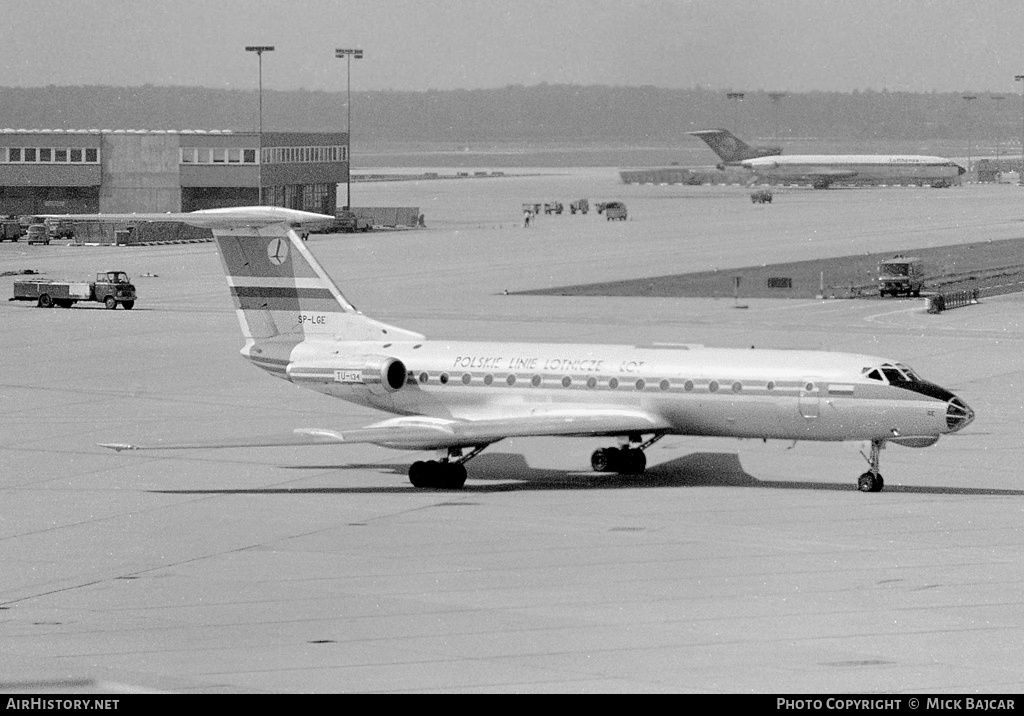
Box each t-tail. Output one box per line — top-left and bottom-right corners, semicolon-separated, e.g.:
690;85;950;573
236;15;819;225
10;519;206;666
688;129;782;164
209;212;423;378
36;206;424;379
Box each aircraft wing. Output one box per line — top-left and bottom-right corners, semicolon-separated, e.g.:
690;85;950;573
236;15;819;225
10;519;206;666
802;170;859;179
102;410;671;453
297;410;672;450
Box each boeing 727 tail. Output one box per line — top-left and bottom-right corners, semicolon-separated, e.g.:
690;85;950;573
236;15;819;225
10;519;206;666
688;129;782;164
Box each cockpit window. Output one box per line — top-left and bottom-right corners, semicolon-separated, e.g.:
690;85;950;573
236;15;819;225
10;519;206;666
881;367;907;383
880;364;913;387
895;363;921;381
865;363;920;384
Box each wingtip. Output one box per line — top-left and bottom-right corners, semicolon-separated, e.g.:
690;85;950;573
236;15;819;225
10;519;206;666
294;428;345;442
100;443;139;452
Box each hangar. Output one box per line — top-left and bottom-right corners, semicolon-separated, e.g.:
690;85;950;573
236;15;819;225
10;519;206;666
0;128;348;216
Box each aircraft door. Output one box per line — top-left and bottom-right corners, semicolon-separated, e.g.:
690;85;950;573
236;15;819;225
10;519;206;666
799;380;820;419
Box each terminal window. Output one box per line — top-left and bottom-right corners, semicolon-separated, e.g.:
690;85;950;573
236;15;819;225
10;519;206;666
261;145;347;164
180;147;258;165
0;146;101;164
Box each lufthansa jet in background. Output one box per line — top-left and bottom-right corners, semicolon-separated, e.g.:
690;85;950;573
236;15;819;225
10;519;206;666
49;207;975;493
690;129;965;189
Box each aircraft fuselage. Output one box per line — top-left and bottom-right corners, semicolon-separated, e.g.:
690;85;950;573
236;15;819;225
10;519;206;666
271;339;969;446
740;155;965;188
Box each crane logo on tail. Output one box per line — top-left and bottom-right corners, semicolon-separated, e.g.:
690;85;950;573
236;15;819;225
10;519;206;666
267;238;289;266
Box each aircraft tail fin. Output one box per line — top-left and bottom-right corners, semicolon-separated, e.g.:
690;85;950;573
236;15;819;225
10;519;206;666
689;129;782;164
212;221;423;346
37;207;425;354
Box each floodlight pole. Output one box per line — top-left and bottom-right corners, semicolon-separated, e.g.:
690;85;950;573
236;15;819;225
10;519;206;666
991;95;1005;163
726;92;744;135
962;95;977;179
1016;76;1024;184
246;45;274;204
768;92;786;141
336;48;363;210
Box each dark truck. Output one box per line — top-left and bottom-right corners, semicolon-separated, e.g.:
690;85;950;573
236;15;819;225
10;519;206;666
11;270;137;309
878;256;925;297
309;209;370;235
0;217;22;242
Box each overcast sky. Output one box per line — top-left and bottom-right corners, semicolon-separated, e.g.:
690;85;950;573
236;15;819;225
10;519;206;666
7;0;1024;94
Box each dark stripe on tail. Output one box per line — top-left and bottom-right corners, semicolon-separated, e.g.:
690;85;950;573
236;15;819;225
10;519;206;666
230;286;336;300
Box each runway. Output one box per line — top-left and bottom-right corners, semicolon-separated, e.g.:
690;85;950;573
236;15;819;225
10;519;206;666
1;173;1022;693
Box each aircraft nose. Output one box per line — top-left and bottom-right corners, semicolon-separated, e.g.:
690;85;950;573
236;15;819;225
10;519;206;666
945;396;974;432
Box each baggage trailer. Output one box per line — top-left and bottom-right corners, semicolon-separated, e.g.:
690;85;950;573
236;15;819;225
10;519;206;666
11;271;137;309
596;201;627;220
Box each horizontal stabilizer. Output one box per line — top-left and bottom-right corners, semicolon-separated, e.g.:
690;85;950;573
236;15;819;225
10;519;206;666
99;434;342;452
38;206;335;229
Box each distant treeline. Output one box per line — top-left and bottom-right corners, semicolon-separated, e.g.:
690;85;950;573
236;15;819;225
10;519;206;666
0;84;1016;143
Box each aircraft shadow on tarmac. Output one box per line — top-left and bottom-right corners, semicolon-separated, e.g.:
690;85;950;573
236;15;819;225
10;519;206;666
152;451;1024;496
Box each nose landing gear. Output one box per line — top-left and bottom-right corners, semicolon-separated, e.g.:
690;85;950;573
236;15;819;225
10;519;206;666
857;439;885;492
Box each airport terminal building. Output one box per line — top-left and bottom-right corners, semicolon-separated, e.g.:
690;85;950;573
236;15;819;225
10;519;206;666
0;129;348;216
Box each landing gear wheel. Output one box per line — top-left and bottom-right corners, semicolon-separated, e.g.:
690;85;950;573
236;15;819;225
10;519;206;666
622;449;647;475
439;462;468;490
408;460;468;490
857;472;884;493
591;448;614;472
591;447;647;474
409;461;431;488
858;440;886;492
104;296;117;310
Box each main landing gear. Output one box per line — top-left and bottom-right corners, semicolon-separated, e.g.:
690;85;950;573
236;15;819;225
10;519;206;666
591;435;663;475
408;446;487;490
857;439;885;493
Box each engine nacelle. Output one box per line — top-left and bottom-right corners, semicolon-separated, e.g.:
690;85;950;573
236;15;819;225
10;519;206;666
359;355;408;393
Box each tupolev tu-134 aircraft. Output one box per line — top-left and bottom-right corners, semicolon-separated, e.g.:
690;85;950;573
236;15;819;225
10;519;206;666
53;206;975;492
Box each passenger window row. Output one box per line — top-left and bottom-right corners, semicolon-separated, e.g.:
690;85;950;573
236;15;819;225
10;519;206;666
414;372;809;394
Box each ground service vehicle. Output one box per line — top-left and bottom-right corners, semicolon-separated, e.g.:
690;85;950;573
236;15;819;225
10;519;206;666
311;209;370;234
45;218;74;239
597;201;627;220
569;199;589;214
25;224;50;245
878;256;925;297
543;202;564;215
11;270;137;309
0;218;22;241
750;189;773;203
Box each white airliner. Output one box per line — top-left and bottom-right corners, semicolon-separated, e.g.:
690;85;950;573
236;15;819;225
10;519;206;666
691;129;966;189
54;207;974;492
